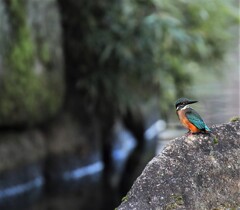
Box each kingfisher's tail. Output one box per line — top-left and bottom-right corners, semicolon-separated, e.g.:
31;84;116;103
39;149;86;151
205;125;211;132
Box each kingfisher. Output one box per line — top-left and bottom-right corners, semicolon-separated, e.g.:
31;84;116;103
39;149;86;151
175;98;211;134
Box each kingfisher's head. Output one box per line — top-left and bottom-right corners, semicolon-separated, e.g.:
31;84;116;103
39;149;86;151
175;98;198;111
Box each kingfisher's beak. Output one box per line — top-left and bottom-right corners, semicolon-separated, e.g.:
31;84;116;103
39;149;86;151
187;100;198;105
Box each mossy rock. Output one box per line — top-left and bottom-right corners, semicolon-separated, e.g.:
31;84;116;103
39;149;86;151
0;0;64;126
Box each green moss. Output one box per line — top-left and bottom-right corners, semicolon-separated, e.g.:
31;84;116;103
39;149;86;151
8;0;35;72
229;116;240;122
0;0;63;125
166;194;184;210
121;195;128;202
39;42;51;64
213;136;219;144
212;204;239;210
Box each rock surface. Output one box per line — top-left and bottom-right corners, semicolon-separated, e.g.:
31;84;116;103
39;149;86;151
0;130;46;172
117;120;240;210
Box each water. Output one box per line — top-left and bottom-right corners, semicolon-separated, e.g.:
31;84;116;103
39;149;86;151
63;161;104;181
0;177;44;200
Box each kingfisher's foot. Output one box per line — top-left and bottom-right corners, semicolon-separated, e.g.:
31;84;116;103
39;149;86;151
190;131;204;135
192;130;210;135
199;130;211;135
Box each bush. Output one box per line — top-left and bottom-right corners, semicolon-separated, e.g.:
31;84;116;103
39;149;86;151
61;0;238;116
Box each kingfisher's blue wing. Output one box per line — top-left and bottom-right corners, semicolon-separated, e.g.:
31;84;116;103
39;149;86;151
186;109;209;130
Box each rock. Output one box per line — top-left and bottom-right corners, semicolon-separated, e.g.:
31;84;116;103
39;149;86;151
0;130;46;173
117;120;240;210
0;0;64;126
46;114;93;156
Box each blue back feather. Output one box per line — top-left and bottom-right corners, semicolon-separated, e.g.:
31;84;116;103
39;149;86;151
186;109;210;131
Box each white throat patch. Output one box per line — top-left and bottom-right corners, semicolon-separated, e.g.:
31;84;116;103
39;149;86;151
182;105;189;110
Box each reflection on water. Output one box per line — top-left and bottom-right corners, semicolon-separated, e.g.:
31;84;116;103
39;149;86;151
144;120;166;141
156;128;185;155
0;176;43;199
111;121;137;162
63;161;104;181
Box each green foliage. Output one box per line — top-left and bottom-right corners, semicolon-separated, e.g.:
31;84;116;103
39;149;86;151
68;0;238;115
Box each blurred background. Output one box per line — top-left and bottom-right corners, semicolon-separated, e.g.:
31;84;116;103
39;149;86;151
0;0;239;210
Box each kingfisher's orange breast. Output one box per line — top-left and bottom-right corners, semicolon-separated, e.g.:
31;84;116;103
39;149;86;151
177;110;200;133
